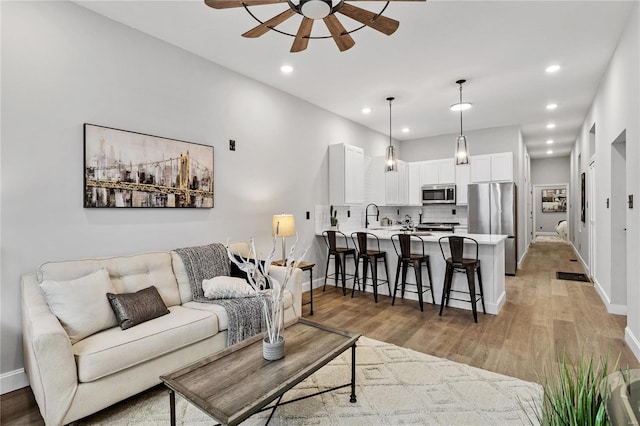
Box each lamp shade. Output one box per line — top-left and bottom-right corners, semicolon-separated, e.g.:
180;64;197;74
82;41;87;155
272;214;296;237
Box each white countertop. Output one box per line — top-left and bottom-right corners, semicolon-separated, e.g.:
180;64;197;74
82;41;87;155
322;226;507;245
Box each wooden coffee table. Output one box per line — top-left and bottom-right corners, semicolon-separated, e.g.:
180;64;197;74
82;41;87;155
160;319;361;426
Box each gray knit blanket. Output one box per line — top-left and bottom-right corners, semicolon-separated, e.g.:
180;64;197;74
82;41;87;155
175;243;267;346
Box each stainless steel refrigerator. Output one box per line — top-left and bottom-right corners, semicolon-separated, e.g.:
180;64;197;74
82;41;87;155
468;182;517;275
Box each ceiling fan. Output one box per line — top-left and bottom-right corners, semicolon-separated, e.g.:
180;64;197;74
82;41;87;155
204;0;425;53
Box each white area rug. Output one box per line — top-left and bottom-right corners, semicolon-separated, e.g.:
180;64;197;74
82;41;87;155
534;235;567;243
74;337;542;425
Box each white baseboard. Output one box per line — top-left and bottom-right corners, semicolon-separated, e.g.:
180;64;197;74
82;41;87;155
518;245;528;269
0;368;29;395
592;277;628;315
625;327;640;363
568;241;590;276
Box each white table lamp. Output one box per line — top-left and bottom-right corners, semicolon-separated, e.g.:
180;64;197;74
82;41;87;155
272;214;296;263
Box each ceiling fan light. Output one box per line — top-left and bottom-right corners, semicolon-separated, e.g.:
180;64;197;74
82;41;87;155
450;102;472;112
301;0;331;19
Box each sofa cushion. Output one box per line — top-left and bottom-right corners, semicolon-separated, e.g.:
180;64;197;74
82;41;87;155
40;268;118;344
39;252;181;307
183;289;293;331
107;286;170;330
72;306;218;383
202;276;256;299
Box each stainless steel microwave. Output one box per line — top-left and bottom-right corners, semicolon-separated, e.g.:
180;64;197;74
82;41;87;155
422;185;456;205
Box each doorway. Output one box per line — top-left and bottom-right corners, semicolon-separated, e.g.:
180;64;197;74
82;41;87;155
610;131;627;306
533;183;568;238
588;160;596;279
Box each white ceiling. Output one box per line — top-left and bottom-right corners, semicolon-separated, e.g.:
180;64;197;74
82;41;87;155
75;0;635;159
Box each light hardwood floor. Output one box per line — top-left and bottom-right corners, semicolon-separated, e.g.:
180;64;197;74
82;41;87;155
2;240;637;424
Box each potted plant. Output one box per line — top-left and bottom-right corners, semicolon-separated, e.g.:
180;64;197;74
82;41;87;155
537;353;612;425
330;205;338;230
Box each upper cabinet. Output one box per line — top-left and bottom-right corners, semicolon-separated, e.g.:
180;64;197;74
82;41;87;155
455;164;470;205
419;159;456;185
470;152;513;183
384;160;408;206
329;143;364;205
407;162;422;206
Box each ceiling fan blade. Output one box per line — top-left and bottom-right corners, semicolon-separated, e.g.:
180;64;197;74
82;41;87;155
242;9;296;38
205;0;288;9
323;15;355;52
291;17;314;53
337;3;399;36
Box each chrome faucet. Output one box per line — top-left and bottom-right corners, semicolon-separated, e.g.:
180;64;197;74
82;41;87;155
365;203;379;228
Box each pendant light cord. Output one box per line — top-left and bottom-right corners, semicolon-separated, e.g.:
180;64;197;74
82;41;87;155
459;83;463;136
388;97;393;146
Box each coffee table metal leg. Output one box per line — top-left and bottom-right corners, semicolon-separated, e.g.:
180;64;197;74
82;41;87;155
265;393;285;425
168;388;176;426
350;342;357;403
309;269;314;315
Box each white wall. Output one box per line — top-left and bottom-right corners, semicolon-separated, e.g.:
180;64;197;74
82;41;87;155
0;1;391;389
400;125;527;265
569;4;639;359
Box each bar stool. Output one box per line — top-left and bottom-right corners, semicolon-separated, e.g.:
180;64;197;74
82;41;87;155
438;236;486;323
322;230;359;296
350;232;391;303
390;233;435;311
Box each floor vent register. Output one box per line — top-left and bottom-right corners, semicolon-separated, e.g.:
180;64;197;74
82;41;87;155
556;272;590;282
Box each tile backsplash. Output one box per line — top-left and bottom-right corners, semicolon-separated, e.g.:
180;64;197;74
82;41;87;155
315;204;467;234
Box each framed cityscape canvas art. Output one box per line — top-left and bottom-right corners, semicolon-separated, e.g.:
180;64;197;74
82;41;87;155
84;124;214;208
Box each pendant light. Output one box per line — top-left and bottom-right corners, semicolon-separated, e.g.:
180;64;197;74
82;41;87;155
385;96;397;172
452;79;470;165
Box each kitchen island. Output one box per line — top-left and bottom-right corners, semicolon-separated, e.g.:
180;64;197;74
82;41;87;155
321;228;507;315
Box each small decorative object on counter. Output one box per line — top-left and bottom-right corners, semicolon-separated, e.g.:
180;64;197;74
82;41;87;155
330;205;339;230
226;236;309;361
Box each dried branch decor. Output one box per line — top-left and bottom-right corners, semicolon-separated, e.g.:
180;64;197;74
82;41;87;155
226;237;309;345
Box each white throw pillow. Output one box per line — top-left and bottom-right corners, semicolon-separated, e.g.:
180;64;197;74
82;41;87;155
39;268;118;344
202;276;256;299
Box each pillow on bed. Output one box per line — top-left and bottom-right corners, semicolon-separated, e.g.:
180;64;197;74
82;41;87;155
202;276;256;299
39;268;118;344
107;286;169;330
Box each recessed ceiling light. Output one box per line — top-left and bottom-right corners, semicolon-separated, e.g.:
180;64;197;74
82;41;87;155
546;139;554;145
280;65;293;74
546;64;561;73
362;107;371;114
546;123;556;129
547;149;553;155
450;102;472;112
402;127;410;133
546;103;558;110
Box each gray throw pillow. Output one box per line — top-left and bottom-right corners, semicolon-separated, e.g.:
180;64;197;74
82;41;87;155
107;286;169;330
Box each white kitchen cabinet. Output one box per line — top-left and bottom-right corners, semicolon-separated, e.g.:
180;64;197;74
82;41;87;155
490;152;513;181
384;160;407;205
407;162;421;206
329;143;364;205
470;154;492;183
419;159;455;185
455;164;470;205
438;159;456;184
470;152;513;183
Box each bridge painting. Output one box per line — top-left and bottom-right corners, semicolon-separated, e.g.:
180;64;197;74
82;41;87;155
84;124;214;208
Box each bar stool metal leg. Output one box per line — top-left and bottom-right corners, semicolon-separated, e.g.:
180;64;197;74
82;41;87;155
477;264;486;314
466;265;478;323
414;259;424;311
392;260;402;306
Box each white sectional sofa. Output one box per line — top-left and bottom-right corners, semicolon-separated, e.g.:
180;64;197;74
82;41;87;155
21;242;302;425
